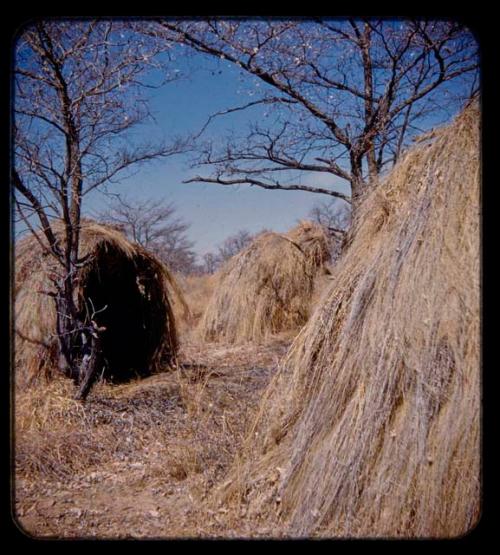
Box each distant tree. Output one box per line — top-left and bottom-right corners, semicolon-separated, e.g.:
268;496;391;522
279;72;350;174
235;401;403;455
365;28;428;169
97;195;198;275
202;252;219;274
309;200;352;260
309;200;352;234
201;229;256;274
151;19;479;213
216;229;254;264
13;20;186;399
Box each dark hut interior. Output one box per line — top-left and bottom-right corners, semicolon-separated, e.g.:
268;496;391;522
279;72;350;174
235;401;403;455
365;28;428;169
80;243;173;382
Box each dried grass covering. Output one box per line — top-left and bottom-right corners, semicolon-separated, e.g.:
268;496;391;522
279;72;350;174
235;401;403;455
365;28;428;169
220;103;480;538
199;221;330;344
14;220;186;386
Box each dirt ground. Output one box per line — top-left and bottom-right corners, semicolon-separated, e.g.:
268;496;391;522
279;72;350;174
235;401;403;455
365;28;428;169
13;335;292;539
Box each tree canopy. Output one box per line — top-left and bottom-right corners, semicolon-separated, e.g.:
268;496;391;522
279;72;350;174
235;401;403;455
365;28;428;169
154;19;479;207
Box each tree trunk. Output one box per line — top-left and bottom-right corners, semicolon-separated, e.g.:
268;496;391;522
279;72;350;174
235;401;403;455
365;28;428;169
366;145;378;182
54;286;80;381
360;23;378;184
347;160;370;248
54;275;104;400
349;153;368;212
74;328;103;401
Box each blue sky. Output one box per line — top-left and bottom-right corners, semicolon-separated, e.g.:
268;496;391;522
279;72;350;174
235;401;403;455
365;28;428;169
15;21;477;261
83;53;349;258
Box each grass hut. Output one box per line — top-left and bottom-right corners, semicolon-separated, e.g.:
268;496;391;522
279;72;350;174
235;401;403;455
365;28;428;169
219;103;480;538
199;221;331;344
14;220;185;386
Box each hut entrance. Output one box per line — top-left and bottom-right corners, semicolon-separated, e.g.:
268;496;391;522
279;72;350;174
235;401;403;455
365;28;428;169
81;243;166;382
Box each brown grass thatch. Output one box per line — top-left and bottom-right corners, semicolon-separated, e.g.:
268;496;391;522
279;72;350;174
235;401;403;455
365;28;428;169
199;221;331;344
15;220;187;386
218;103;480;538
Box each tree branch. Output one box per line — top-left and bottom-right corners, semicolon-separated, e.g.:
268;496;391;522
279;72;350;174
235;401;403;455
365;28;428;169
183;175;351;203
13;169;61;257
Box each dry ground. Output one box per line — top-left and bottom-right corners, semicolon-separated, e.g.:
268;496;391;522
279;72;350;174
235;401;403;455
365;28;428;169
13;334;293;539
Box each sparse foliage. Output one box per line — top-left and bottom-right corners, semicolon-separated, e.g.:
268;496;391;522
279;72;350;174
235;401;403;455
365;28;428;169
152;19;479;210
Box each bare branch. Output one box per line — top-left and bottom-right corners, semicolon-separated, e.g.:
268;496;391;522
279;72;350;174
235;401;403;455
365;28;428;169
155;19;478;207
184;175;351;203
194;96;298;139
13;169;61;257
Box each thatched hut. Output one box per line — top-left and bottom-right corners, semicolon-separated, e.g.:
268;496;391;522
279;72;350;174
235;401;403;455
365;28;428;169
14;220;185;386
218;103;480;537
199;221;331;344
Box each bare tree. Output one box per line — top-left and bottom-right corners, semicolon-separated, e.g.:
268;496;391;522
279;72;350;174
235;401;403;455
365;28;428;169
97;195;198;274
202;252;219;274
309;200;352;260
309;200;352;235
201;229;256;274
216;229;254;263
151;19;479;212
13;20;186;399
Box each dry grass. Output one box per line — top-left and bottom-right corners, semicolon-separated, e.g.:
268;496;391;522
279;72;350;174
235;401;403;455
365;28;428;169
175;273;216;337
14;337;291;538
199;221;330;344
216;102;481;538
